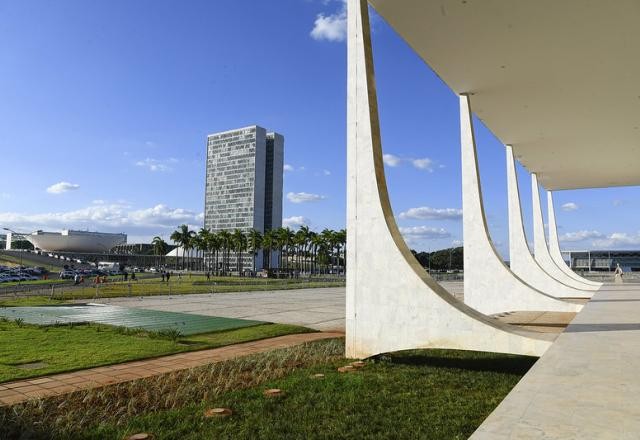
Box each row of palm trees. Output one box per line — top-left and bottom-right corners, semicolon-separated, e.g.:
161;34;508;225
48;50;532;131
152;225;346;276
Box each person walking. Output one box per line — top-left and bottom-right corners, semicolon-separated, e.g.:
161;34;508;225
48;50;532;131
614;263;624;284
206;271;211;281
161;271;165;282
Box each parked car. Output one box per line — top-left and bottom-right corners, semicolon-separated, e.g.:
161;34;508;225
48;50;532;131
59;270;75;280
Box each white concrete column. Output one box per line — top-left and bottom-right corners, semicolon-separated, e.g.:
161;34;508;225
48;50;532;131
547;191;602;287
531;174;597;294
5;232;11;250
345;0;554;359
460;95;580;314
506;146;592;298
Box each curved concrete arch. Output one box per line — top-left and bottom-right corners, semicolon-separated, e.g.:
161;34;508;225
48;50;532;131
505;146;592;298
531;174;598;294
345;0;554;359
547;191;603;288
461;96;581;315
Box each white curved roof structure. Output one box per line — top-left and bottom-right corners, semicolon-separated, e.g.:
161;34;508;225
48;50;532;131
369;0;640;190
27;230;127;253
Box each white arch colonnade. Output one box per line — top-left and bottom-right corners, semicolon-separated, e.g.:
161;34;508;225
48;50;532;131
345;0;561;359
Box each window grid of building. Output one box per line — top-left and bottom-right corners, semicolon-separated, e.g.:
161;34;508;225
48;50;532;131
204;125;283;271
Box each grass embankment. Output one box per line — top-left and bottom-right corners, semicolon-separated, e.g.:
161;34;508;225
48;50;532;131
0;296;66;307
16;275;344;301
0;320;312;383
0;279;68;288
0;340;537;440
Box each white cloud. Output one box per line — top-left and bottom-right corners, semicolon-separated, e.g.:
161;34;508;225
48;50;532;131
0;202;203;236
286;192;327;203
592;232;640;249
46;182;80;194
383;154;438;171
399;226;451;240
399;206;462;220
323;169;331;176
283;216;310;228
283;164;294;172
135;158;177;172
411;158;434;172
383;154;401;167
559;230;606;242
310;1;347;42
561;202;579;212
452;239;463;247
613;199;626;207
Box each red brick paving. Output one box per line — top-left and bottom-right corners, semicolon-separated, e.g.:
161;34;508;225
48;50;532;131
0;332;343;407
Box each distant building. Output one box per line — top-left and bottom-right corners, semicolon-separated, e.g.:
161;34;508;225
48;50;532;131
20;230;127;253
565;250;640;272
204;125;284;271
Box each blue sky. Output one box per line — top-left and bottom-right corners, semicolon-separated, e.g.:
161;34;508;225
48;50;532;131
0;0;638;256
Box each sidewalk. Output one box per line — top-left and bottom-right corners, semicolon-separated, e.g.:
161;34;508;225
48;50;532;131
0;331;344;406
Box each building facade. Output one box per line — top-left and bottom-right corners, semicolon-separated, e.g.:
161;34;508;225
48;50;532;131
204;125;283;272
567;250;640;272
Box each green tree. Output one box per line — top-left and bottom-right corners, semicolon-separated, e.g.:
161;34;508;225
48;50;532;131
247;229;263;273
170;225;194;270
233;228;248;275
262;230;275;272
217;230;232;275
151;236;168;268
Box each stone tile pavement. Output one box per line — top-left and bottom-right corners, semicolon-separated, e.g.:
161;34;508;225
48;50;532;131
0;332;343;407
89;283;465;332
91;287;347;332
472;283;640;439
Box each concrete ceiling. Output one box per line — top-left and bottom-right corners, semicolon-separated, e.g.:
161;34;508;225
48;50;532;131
369;0;640;190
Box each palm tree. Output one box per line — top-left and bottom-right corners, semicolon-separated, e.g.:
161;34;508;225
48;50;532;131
197;228;212;272
294;227;307;274
170;224;194;270
217;230;232;276
262;229;275;272
276;227;295;275
151;236;168;269
247;229;263;273
206;231;221;274
310;232;324;275
297;226;312;274
232;229;248;275
320;229;335;274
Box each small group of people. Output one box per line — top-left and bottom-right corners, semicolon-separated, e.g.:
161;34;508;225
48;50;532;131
160;270;173;282
123;271;137;282
73;273;85;285
93;275;108;284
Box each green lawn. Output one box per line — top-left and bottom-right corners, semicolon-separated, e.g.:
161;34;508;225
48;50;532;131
36;275;344;300
83;344;536;440
0;296;67;307
0;320;312;383
0;278;68;288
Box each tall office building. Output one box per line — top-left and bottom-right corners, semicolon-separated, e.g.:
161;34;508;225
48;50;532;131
204;125;284;271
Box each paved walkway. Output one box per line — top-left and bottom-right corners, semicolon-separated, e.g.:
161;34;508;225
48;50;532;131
92;287;346;331
472;283;640;439
90;283;465;332
0;331;343;407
